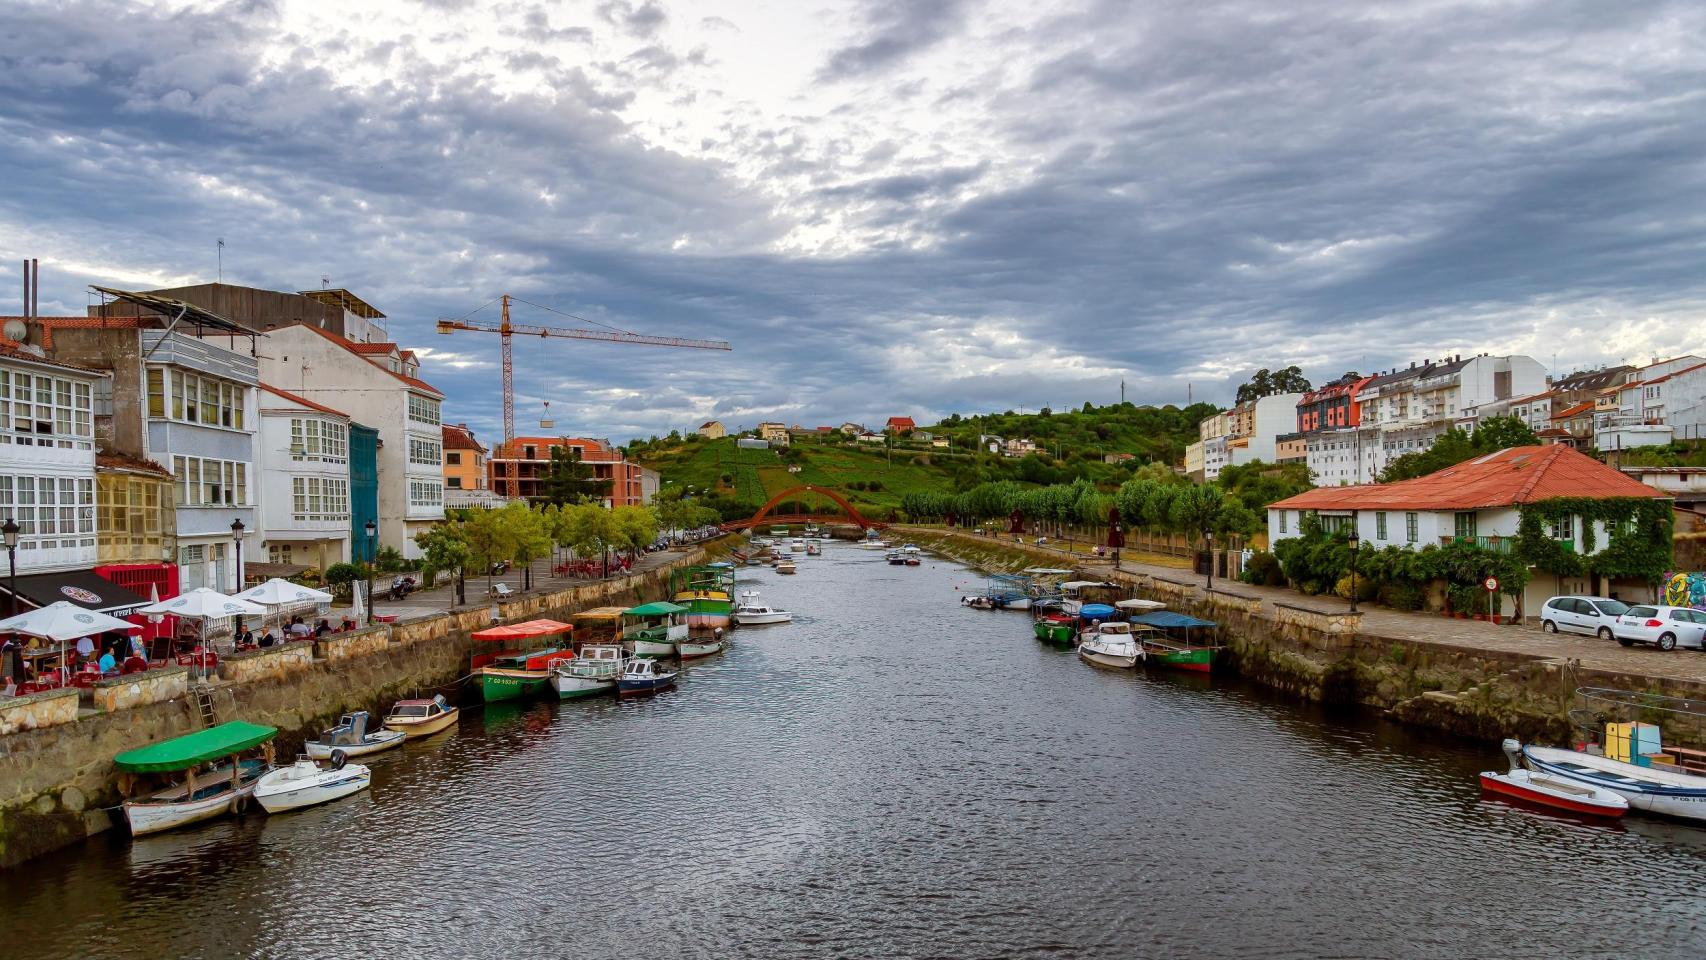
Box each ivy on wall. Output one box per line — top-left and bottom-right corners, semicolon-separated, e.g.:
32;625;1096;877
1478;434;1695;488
1515;497;1673;584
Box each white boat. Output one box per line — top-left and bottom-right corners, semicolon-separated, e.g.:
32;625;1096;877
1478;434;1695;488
114;721;278;837
1077;622;1145;669
304;711;406;760
734;591;792;625
623;602;690;657
776;559;797;574
123;760;269;836
254;754;372;813
902;544;921;566
1480;740;1627;818
383;694;459;738
788;538;805;553
1522;743;1706;821
677;633;727;659
551;644;627;699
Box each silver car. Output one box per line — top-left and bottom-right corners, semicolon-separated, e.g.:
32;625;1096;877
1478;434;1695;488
1540;595;1631;639
1612;605;1706;651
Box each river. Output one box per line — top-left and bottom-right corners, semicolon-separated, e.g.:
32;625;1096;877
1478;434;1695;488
5;543;1705;959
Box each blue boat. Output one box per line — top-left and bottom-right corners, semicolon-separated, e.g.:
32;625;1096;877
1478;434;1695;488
618;657;678;695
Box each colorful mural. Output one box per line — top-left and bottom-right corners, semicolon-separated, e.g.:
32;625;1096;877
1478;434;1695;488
1661;571;1706;610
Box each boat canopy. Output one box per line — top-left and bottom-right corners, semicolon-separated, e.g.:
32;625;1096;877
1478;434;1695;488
1116;598;1167;611
471;618;573;642
1132;611;1217;629
625;601;689;617
572;606;629;622
1021;568;1074;575
1079;603;1118;621
706;561;735;569
1061;581;1116;591
115;721;278;772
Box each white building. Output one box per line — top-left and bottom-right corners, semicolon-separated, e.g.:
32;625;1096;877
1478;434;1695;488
1592;356;1706;450
1305;429;1365;487
1227;393;1304;467
256;383;351;571
1202;435;1230;481
255;324;444;559
0;347;105;575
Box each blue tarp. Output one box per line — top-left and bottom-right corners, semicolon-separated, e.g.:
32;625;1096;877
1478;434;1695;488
1078;603;1117;621
1133;611;1217;629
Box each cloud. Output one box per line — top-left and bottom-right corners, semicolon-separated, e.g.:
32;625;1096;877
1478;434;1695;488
818;0;970;81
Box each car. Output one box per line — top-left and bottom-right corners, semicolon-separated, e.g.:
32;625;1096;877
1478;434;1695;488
1539;595;1632;639
1611;605;1706;651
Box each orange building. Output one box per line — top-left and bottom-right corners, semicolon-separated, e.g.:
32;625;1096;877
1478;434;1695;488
442;423;487;493
488;436;645;505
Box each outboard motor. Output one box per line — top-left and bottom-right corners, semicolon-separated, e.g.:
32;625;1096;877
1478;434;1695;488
330;749;348;770
1501;738;1524;774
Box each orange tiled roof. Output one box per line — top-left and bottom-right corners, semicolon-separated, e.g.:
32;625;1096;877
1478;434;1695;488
280;323;442;396
350;342;395;355
492;436;623;461
1269;445;1667;511
258;382;350;418
96;450;172;478
1553;400;1595;419
443;424;485;452
1511;389;1558;405
0;341;109;375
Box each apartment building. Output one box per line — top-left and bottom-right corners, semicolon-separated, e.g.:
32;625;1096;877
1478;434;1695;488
488;436;646;506
256;384;352;571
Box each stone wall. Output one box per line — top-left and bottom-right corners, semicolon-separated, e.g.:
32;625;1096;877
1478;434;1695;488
0;540;729;870
91;667;189;713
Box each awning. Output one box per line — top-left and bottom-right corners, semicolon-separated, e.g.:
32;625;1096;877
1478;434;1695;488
243;562;312;581
114;721;278;772
624;601;689;617
573;606;629;622
0;569;151;615
471;618;573;642
1133;611;1218;629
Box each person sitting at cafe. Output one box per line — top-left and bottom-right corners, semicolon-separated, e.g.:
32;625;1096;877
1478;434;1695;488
238;627;255;647
75;634;96;665
289;617;312;640
314;619;331;637
258;630;276;648
98;647;118;675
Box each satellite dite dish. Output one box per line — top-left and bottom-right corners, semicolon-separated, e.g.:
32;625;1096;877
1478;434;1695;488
2;319;26;342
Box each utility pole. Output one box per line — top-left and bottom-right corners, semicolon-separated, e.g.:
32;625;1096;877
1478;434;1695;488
217;239;224;282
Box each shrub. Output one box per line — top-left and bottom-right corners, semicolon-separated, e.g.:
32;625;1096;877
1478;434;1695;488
1333;573;1378;602
1240;550;1286;587
1377;582;1424;611
323;562;367;598
373;546;405;573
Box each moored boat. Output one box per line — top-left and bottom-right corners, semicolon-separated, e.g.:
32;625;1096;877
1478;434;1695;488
1522;743;1706;821
805;541;822;556
677;630;727;660
551;644;628;699
1077;621;1146;669
885;549;906;565
115;721;278;836
255;754;372;814
902;545;921;566
623;601;690;657
305;710;405;760
383;694;459;738
734;590;792;625
776;559;797;574
1126;609;1220;673
672;564;734;628
618;657;679;695
1033;613;1077;645
470;618;575;702
1480;740;1627;819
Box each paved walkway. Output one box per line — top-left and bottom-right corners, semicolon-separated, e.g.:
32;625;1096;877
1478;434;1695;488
903;527;1706;687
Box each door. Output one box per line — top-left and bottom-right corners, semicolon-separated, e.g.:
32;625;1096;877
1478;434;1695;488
1572;598;1605;635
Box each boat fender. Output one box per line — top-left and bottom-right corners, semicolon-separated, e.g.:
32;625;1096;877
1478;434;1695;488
330;749;348;771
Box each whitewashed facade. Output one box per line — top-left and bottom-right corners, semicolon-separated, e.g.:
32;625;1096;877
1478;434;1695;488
257;384;352;570
0;350;105;574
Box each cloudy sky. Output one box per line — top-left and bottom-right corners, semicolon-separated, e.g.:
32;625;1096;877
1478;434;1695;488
4;0;1706;443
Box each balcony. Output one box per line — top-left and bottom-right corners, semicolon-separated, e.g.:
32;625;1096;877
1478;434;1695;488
1442;535;1510;552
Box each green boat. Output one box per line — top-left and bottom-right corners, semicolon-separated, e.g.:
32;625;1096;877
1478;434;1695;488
470;618;574;702
1033;613;1077;646
1127;609;1221;674
671;564;735;629
623;601;690;658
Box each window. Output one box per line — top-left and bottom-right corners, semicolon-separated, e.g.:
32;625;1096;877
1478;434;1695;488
289;418;347;463
446;452;461;466
1375;512;1387;540
172;456;250;506
269;543;294;565
407;394;441;426
1320;514;1351;534
1278;510;1287;534
146;367;247;431
408;479;443;510
0;474;93;548
409;436;442;466
290;476;349;522
1453;512;1477;539
1551;515;1573;540
0;366;96;449
447;476;462;489
1405;512;1418;543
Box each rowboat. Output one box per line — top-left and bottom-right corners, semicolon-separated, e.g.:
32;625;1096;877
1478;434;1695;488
383;695;459;738
1077;621;1145;669
551;644;627;699
470;618;575;702
1480;740;1627;819
618;657;678;695
305;710;405;759
254;754;372;814
1522;743;1706;821
623;601;690;657
677;632;727;660
115;721;278;836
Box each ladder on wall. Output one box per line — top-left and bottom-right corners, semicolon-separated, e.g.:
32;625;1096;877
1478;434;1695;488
190;682;219;729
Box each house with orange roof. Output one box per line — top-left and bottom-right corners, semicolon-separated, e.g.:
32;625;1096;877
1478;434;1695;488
1267;445;1669;610
442;423;488;499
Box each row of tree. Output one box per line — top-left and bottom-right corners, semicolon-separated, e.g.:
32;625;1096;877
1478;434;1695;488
413;501;665;597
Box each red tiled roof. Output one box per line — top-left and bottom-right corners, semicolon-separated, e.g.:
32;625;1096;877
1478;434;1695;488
1554;401;1595;419
887;416;916;429
1641;361;1706;386
350;342;395;355
96;450;172;478
493;437;623;461
1270;445;1667;511
1511;389;1557;404
280;323;442;396
257;382;350;418
443;424;485;452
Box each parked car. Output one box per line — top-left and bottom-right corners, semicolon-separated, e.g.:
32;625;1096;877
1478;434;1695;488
1539;596;1631;639
1611;605;1706;651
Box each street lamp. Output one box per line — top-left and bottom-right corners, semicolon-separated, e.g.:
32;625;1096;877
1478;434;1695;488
1203;528;1214;591
2;519;18;618
364;519;377;625
1347;524;1361;614
230;518;245;592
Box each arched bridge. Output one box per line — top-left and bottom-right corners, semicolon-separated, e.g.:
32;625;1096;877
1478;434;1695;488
720;485;886;531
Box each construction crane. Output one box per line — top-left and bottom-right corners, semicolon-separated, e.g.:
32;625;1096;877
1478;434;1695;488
436;294;731;497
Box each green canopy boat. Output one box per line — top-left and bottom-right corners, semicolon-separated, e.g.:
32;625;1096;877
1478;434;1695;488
624;601;690;658
115;721;278;836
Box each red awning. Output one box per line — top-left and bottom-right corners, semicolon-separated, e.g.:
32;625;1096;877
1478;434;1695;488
471;618;573;642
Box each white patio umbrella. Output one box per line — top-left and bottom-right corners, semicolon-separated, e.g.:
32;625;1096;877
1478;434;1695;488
137;588;265;679
234;578;333;607
0;601;141;686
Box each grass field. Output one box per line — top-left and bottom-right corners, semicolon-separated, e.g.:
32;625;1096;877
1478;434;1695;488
634;437;954;517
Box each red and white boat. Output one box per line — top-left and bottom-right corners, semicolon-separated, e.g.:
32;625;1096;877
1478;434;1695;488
1480;739;1628;819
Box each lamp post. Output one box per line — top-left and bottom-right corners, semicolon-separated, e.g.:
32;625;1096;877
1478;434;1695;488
2;519;17;618
1204;528;1214;592
230;518;245;592
1347;524;1361;614
364;519;377;625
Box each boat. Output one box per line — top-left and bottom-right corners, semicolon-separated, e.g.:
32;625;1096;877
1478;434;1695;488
1032;612;1077;645
860;531;890;550
973;573;1035;609
734;590;792;625
383;694;460;738
804;522;820;536
1126;609;1221;672
1077;621;1146;669
1522;743;1706;822
805;541;822;556
254;753;372;814
885;549;907;565
551;644;628;699
677;631;727;660
305;710;406;760
776;559;797;574
902;545;921;566
671;564;734;629
622;601;690;657
789;538;805;553
618;657;678;695
470;618;575;702
1480;740;1627;819
114;721;278;836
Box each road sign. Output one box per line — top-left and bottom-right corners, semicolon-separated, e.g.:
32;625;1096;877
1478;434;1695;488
1483;576;1499;593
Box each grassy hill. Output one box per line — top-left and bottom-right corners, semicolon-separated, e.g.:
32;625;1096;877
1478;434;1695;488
630;436;950;519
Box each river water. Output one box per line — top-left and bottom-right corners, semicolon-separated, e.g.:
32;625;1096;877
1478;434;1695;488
5;543;1705;959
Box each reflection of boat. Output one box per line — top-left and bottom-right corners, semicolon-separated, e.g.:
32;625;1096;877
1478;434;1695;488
1523;744;1706;822
619;657;678;694
306;711;405;759
552;644;628;699
1481;740;1626;819
115;721;278;836
384;695;460;738
255;754;371;814
1077;622;1145;669
623;602;690;657
734;591;792;625
471;618;575;702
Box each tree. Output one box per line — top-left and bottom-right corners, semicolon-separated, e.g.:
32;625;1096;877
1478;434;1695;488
538;445;613;505
1378;417;1538;483
1236;365;1312;403
612;505;661;559
1169;484;1227;548
414;521;471;605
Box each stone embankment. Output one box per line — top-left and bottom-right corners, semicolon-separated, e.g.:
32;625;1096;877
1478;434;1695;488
901;528;1706;747
0;540;735;870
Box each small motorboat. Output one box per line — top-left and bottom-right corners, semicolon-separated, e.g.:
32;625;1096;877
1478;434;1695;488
805;541;822;556
734;591;792;625
1482;740;1628;819
254;753;372;813
885;550;906;565
305;711;405;760
552;644;627;699
902;545;922;566
1522;742;1706;821
788;538;806;553
383;694;459;738
677;630;727;660
776;559;797;575
618;657;678;695
1077;621;1145;669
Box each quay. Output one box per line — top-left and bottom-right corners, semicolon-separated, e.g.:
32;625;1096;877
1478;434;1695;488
0;539;737;870
898;526;1706;747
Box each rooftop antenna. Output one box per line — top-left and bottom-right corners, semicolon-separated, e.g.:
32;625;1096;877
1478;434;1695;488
217;239;225;282
321;276;330;290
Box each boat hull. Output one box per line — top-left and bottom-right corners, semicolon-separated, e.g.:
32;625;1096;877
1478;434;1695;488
552;675;616;699
384;708;459;738
1523;745;1706;821
677;640;726;660
476;667;553;702
1479;771;1626;818
630;639;677;658
1145;645;1215;673
1033;621;1076;645
734;612;791;625
124;764;266;837
255;766;372;813
1078;646;1141;669
618;675;677;694
304;730;405;760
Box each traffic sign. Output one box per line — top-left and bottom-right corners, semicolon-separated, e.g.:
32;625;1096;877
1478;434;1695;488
1483;576;1499;593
